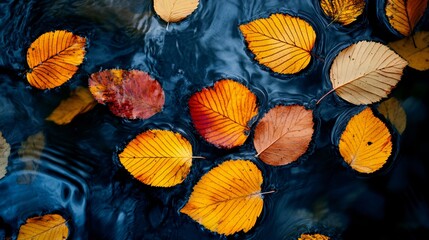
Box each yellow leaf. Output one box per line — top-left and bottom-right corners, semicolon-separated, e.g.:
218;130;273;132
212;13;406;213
26;30;86;89
339;107;393;174
385;0;428;36
0;132;11;179
320;0;366;25
377;97;407;134
18;214;69;240
154;0;199;23
46;87;97;125
119;129;195;187
388;31;429;71
298;233;330;240
181;160;264;236
17;132;45;184
240;13;316;74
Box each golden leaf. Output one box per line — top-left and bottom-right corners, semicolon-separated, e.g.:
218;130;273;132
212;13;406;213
388;31;429;71
0;132;11;179
298;233;330;240
377;97;407;134
339;107;393;173
119;129;195;187
26;30;86;89
154;0;199;23
181;160;264;235
320;0;366;25
239;13;316;74
18;214;69;240
385;0;428;36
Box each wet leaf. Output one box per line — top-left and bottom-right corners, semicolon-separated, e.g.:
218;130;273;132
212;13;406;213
119;129;196;187
339;107;393;173
319;41;408;105
298;233;330;240
18;214;69;240
46;87;97;125
377;97;407;134
154;0;199;23
253;105;314;166
239;13;316;74
26;30;86;89
0;132;11;179
181;160;264;236
320;0;365;25
385;0;428;36
17;132;45;184
188;79;258;149
89;69;165;120
388;31;429;71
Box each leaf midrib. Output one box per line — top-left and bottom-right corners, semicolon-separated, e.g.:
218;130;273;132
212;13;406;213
30;41;80;71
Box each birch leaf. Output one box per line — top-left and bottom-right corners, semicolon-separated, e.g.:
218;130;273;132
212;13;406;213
0;132;11;179
388;31;429;71
377;97;407;134
320;0;366;25
385;0;428;36
154;0;199;23
17;132;45;184
298;233;330;240
18;214;69;240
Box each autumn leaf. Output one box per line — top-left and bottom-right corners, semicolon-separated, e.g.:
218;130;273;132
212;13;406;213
253;105;314;166
181;160;267;236
17;132;45;184
318;41;408;105
189;79;258;149
89;69;165;120
298;233;330;240
320;0;366;25
46;87;96;125
385;0;428;36
154;0;199;23
377;97;407;134
18;214;69;240
119;129;199;187
388;31;429;71
339;107;393;173
239;13;316;74
0;132;11;179
26;30;86;89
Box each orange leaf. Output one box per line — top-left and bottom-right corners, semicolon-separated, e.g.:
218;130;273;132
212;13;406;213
119;129;195;187
188;79;258;149
253;105;314;166
26;30;86;89
240;13;316;74
18;214;69;240
377;97;407;134
298;233;330;240
180;160;264;236
385;0;428;36
154;0;199;23
320;0;366;25
339;107;393;173
89;69;165;120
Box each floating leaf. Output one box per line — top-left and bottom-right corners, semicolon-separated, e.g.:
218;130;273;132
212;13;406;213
119;129;196;187
17;132;45;184
377;97;407;134
46;87;97;125
385;0;428;36
18;214;69;240
0;132;11;179
298;233;330;240
239;13;316;74
189;79;258;149
318;41;408;105
181;160;264;235
253;105;314;166
339;107;393;173
388;31;429;71
154;0;199;23
89;69;165;120
320;0;366;25
26;30;86;89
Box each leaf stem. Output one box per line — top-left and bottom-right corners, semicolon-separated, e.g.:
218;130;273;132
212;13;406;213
192;156;205;159
316;88;335;105
260;190;276;195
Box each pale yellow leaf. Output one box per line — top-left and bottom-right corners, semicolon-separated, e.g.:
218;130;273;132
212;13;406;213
154;0;199;23
17;132;45;184
0;132;11;179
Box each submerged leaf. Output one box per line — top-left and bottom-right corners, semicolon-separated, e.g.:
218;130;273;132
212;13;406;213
339;107;393;173
254;105;314;166
240;13;316;74
188;79;258;149
388;31;429;71
320;0;366;25
377;97;407;134
181;160;263;235
26;30;86;89
17;132;45;184
298;233;330;240
385;0;428;36
18;214;69;240
154;0;199;23
0;132;11;179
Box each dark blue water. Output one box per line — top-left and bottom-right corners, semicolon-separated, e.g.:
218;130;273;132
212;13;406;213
1;0;429;239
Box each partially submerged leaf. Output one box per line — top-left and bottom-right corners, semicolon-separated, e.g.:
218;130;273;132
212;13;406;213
17;132;45;184
0;132;11;179
320;0;366;25
154;0;199;23
119;129;195;187
298;233;330;240
240;13;316;74
181;160;264;235
377;97;407;134
339;107;393;173
385;0;428;36
388;31;429;71
253;105;314;166
188;79;258;149
18;214;69;240
89;69;165;120
26;30;86;89
46;87;97;125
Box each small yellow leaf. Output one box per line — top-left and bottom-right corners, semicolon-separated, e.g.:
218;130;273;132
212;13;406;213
17;132;45;184
339;107;393;173
154;0;199;23
0;132;11;179
388;31;429;71
298;233;330;240
377;97;407;134
181;160;264;236
18;214;69;240
385;0;428;36
46;87;97;125
320;0;366;25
